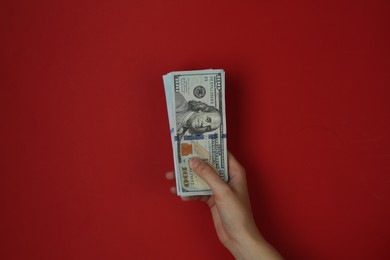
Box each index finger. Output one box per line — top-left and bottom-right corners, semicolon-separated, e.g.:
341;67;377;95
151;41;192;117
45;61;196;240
228;152;246;179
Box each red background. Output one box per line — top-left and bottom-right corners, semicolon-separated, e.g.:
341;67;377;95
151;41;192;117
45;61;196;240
1;0;389;259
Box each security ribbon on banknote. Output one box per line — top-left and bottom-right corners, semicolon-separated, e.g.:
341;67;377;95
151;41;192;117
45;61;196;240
163;69;228;196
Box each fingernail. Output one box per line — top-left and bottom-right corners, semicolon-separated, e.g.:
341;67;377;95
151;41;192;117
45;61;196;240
190;158;201;169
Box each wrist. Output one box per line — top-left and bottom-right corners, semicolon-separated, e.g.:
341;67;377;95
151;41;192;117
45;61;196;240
229;230;282;260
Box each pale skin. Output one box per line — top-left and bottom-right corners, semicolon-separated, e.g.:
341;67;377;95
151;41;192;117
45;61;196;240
165;152;283;260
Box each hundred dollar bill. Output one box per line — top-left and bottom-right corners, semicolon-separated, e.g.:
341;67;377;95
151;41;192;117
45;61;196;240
163;69;228;197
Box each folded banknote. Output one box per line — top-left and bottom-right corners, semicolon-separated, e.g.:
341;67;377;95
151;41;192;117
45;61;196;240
163;69;228;196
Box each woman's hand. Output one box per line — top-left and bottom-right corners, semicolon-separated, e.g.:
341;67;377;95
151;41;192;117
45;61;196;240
165;152;283;260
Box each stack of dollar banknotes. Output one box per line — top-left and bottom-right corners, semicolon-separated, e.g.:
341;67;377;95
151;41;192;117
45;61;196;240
163;69;228;197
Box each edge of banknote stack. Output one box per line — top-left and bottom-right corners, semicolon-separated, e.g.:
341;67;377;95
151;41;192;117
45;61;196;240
163;69;228;197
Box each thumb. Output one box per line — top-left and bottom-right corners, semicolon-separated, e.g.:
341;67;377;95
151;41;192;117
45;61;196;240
190;158;230;197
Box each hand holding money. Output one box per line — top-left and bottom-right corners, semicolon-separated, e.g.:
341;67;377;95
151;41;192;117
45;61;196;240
165;153;283;260
163;69;228;196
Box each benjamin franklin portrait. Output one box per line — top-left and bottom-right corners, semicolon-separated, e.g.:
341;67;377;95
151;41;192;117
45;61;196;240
175;92;222;138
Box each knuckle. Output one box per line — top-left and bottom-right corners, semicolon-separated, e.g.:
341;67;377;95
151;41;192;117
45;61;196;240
219;184;232;196
239;166;246;176
197;163;212;175
232;164;246;178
